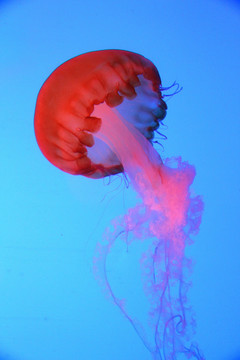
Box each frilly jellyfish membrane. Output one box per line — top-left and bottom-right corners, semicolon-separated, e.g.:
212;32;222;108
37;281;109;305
34;50;204;360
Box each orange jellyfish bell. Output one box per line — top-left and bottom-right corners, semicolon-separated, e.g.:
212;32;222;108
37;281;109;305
34;50;167;178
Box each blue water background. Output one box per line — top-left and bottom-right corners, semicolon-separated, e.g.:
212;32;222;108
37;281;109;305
0;0;239;359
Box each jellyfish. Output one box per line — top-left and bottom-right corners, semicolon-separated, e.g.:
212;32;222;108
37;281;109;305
34;50;204;359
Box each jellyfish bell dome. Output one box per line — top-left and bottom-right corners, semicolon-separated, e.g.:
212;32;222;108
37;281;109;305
34;49;167;178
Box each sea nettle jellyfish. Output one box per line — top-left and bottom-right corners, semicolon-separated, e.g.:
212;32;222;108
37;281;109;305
34;50;204;359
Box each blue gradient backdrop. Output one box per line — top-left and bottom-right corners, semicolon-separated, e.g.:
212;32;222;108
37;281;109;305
0;1;240;359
